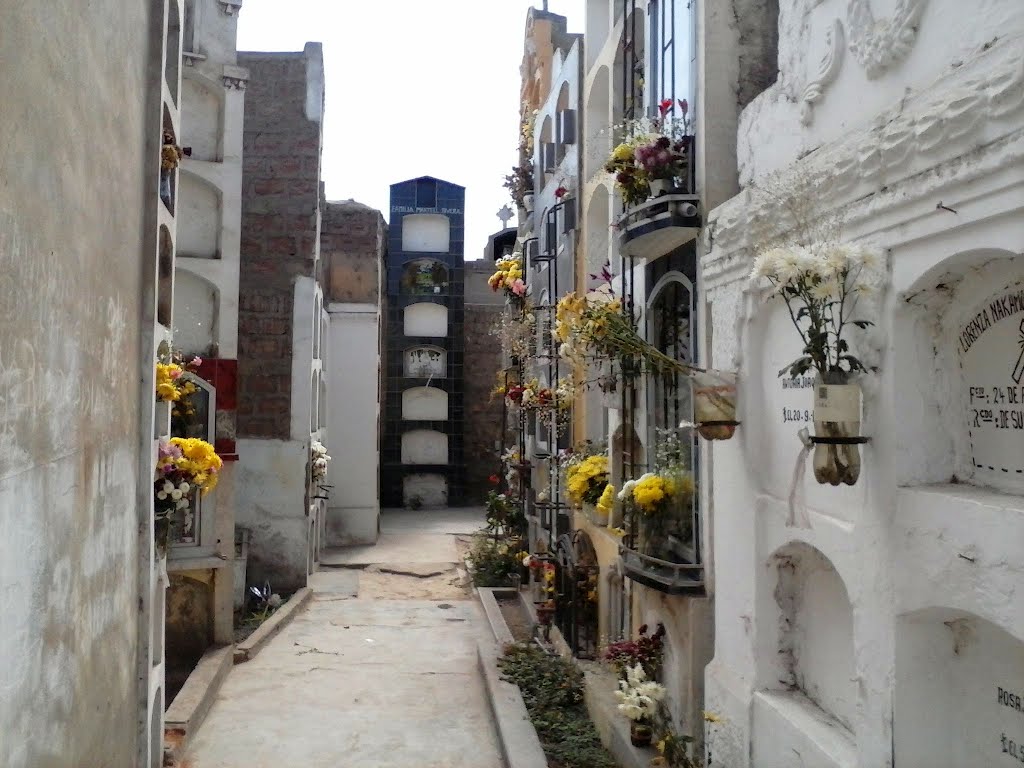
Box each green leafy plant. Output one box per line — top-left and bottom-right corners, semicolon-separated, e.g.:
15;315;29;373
485;490;526;539
498;644;617;768
466;536;526;587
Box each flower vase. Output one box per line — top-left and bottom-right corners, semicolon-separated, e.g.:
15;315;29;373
598;359;619;409
630;721;653;747
159;172;173;208
693;369;738;440
648;179;668;198
523;193;535;214
584;502;608;527
638;515;668;559
812;372;862;486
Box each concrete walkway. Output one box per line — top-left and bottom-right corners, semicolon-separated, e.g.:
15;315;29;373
185;509;502;768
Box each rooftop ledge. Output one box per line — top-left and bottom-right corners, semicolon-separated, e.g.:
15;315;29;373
618;193;701;261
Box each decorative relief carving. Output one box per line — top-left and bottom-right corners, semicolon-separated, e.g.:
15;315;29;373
801;19;845;125
706;50;1024;277
846;0;928;78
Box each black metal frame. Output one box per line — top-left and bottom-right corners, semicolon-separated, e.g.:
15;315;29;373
554;532;601;659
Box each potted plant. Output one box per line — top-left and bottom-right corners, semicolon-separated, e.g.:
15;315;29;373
503;165;535;213
604;99;692;205
614;663;667;747
310;440;331;482
154;437;222;552
564;453;610;519
750;242;881;485
603;623;666;680
488;253;528;305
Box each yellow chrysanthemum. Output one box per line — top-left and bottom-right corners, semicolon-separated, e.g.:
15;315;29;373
612;143;633;161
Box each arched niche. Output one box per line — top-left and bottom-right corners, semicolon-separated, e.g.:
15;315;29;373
894;248;1024;491
586;66;611;180
895;608;1024;767
646;272;694;440
402;387;448;421
178;172;221;258
401;213;450;253
586;1;610;70
181;76;222;162
609;422;645;528
613;9;646;119
403;473;447;508
172;268;217;356
165;0;182;105
158;225;174;327
403;302;447;338
585;184;610;279
757;541;856;733
404;346;446;378
400;258;449;296
538;114;554;176
401;430;448;465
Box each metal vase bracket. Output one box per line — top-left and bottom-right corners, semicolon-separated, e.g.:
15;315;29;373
811;373;866;486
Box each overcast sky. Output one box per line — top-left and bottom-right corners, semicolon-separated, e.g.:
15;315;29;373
237;0;585;260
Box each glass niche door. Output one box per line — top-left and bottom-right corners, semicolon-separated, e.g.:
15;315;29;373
169;373;218;556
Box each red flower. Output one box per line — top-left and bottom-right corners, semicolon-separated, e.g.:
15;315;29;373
554;186;568;199
678;98;689;116
488;474;500;485
659;98;674;116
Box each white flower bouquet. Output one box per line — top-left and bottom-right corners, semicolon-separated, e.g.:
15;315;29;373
614;663;667;722
311;440;331;481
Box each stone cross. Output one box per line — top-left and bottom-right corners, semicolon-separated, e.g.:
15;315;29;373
497;204;514;228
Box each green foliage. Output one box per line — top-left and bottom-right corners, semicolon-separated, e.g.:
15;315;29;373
498;644;617;768
466;536;524;587
485;491;527;539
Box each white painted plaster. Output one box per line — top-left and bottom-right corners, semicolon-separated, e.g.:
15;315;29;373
181;77;221;161
325;303;380;546
401;214;451;253
700;3;1024;765
401;429;449;465
234;438;311;591
402;386;449;421
403;473;448;508
404;302;448;338
177;173;220;258
172;268;217;355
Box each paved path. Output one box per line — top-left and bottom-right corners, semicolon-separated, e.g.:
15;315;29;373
185;509;502;768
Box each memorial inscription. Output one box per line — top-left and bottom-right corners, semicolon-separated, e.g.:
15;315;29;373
957;282;1024;477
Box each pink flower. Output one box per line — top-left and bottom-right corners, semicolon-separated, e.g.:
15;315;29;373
168;368;182;379
190;356;203;368
659;98;674;116
511;279;527;297
554;186;568;199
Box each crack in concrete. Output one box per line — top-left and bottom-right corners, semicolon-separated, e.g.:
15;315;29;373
293;643;343;656
374;566;453;578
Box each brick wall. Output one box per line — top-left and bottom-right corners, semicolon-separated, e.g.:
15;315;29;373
463;261;509;503
321;200;386;304
237;51;323;439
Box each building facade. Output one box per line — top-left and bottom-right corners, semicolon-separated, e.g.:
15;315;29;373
0;1;183;765
381;177;467;509
322;199;386;545
166;0;247;700
464;257;510;502
234;43;327;591
699;2;1024;767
